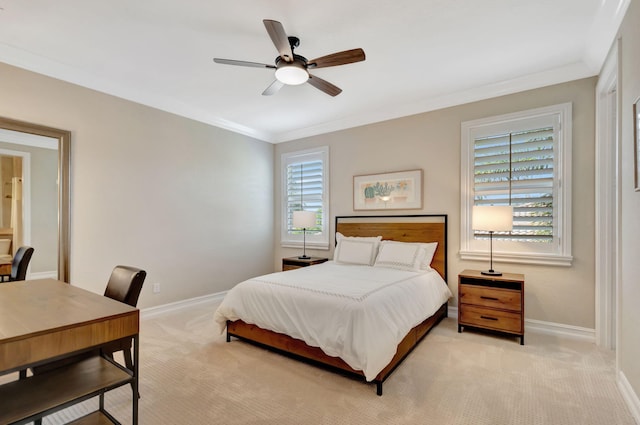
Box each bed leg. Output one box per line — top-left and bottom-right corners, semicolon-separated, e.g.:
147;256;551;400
376;381;383;396
226;330;230;343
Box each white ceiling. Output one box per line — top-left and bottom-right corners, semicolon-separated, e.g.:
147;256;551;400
0;0;629;143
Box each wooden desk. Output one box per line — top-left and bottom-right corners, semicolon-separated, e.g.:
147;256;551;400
0;279;139;424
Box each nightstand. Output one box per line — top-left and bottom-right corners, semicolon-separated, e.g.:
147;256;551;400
282;257;328;271
458;269;525;345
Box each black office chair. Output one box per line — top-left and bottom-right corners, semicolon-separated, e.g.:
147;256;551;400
10;246;34;281
31;265;146;374
100;265;146;370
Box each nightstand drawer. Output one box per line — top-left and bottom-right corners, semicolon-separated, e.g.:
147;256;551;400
459;284;522;312
460;305;522;334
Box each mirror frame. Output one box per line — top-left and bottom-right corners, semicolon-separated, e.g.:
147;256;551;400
0;116;70;282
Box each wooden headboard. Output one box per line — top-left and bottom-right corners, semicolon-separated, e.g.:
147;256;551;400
335;215;448;281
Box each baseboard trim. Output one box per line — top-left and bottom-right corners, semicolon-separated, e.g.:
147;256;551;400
619;371;640;424
524;318;596;342
28;271;58;280
141;291;227;320
447;306;596;343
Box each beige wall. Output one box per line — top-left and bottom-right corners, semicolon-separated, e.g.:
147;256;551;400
0;62;275;308
275;77;597;329
617;0;640;405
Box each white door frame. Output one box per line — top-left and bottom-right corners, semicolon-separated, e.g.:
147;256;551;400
595;39;620;351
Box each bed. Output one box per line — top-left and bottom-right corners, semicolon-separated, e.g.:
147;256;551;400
214;214;451;395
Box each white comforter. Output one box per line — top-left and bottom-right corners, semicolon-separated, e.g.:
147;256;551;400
213;261;452;381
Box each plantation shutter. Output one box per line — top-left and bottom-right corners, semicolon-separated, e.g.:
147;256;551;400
473;126;555;243
286;158;324;234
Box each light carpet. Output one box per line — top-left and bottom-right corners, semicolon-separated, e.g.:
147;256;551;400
41;299;634;424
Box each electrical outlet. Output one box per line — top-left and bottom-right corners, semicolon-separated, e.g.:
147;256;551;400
152;283;160;294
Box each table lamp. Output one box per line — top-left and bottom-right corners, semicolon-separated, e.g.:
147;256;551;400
293;210;316;259
472;205;513;276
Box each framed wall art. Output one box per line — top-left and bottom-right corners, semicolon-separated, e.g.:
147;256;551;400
634;96;640;191
353;169;423;210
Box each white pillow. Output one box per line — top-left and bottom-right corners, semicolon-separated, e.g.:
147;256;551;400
419;242;438;270
373;240;438;272
374;240;423;271
333;232;382;266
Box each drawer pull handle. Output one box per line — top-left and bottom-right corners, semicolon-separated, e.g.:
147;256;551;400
480;296;499;301
480;315;498;321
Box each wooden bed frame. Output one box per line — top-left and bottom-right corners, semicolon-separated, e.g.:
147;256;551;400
226;214;449;395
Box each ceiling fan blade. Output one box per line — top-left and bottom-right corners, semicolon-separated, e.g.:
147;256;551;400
307;75;342;97
263;19;294;62
262;80;285;96
214;58;276;69
308;48;366;69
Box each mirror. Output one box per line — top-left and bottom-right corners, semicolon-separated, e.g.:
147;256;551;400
0;116;70;282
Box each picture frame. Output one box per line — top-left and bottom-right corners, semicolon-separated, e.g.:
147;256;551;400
634;96;640;191
353;169;423;210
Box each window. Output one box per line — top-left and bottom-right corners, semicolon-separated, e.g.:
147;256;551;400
281;147;329;249
460;103;572;266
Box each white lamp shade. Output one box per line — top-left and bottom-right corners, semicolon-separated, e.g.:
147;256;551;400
472;205;513;232
293;210;316;229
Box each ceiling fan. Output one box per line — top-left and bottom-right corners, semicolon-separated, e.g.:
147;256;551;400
213;19;366;97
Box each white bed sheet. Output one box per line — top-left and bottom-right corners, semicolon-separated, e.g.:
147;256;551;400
213;261;452;381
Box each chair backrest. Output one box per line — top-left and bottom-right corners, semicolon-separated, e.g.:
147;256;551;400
103;265;146;307
11;246;34;281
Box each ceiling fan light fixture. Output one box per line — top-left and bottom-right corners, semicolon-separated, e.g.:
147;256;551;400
275;62;309;85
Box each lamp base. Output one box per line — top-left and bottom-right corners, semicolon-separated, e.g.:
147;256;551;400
481;270;503;276
298;255;311;260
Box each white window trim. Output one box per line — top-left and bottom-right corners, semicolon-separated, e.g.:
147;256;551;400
281;146;330;250
460;103;573;266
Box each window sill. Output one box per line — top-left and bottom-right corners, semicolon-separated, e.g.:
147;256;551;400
460;250;573;267
281;241;329;250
